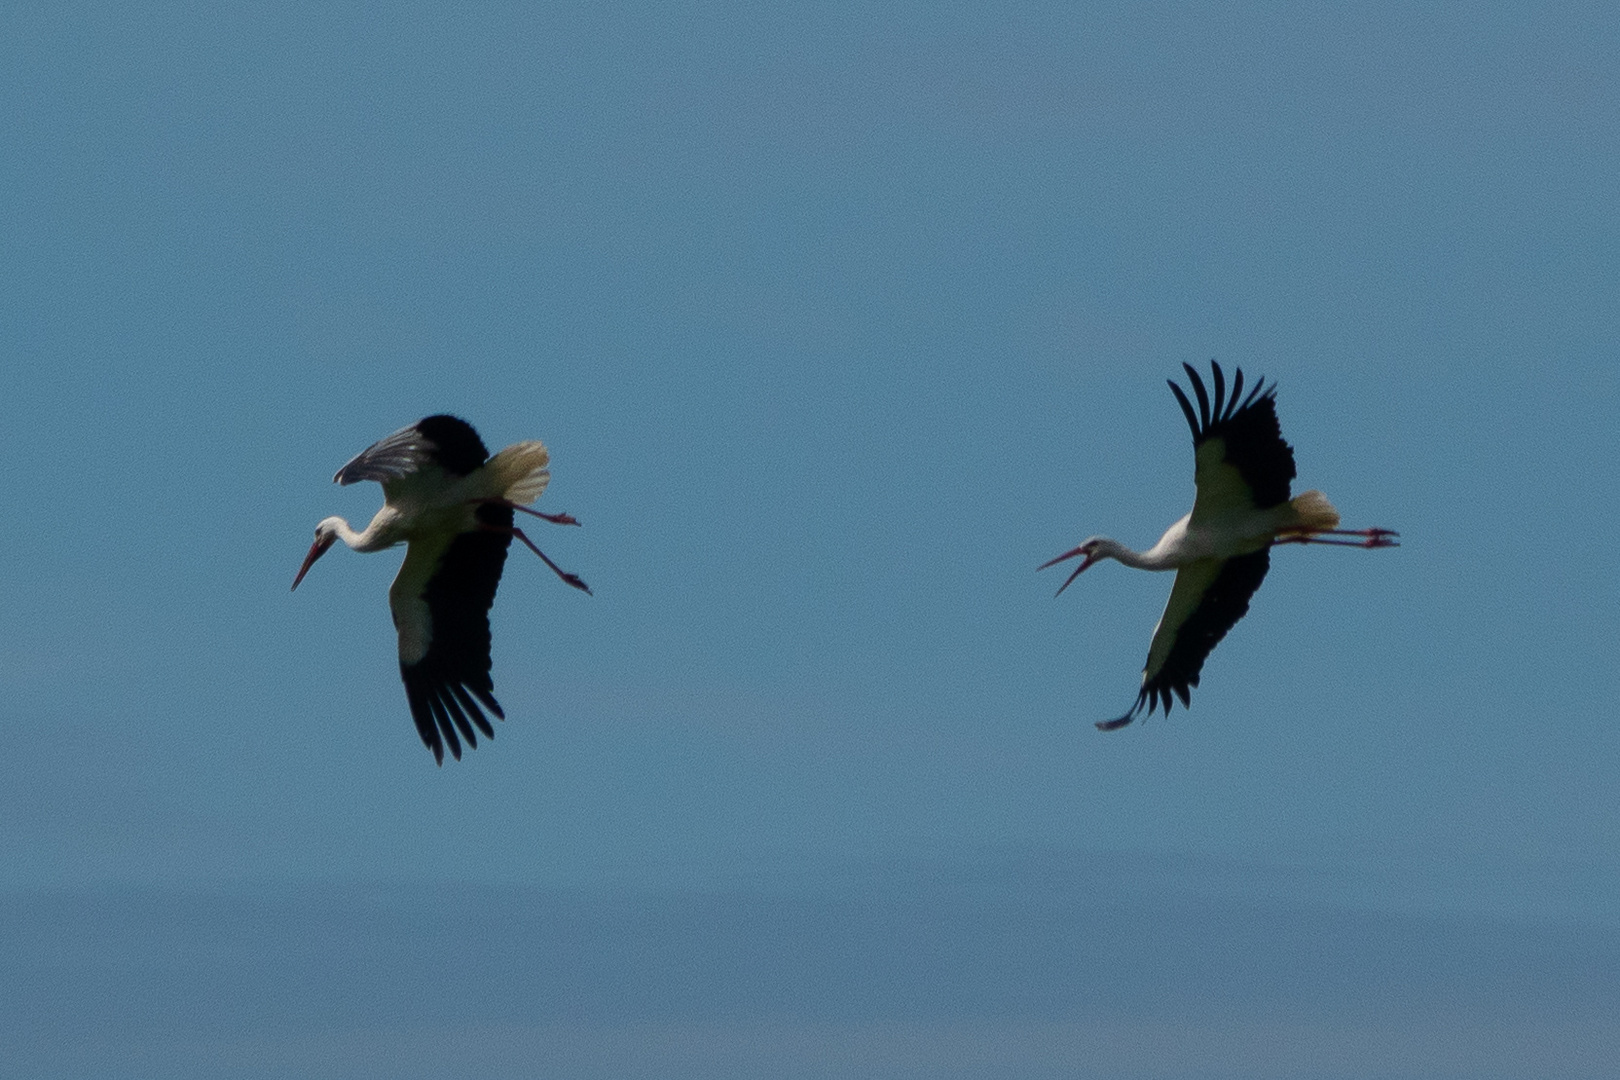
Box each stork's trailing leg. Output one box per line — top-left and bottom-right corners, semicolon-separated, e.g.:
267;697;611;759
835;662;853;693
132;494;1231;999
471;497;580;526
475;521;593;594
471;495;590;589
513;527;593;594
1275;527;1399;549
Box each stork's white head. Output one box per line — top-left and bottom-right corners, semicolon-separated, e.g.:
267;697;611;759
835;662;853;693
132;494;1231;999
1037;535;1114;596
290;517;343;591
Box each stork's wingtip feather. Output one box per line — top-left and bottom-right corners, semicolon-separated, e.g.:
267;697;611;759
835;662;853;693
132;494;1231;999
1098;689;1149;731
1184;364;1212;427
1167;379;1201;440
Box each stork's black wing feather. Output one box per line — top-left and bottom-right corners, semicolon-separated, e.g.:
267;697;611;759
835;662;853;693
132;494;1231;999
413;415;491;475
1171;361;1296;509
336;414;490;485
399;502;513;763
1098;550;1271;731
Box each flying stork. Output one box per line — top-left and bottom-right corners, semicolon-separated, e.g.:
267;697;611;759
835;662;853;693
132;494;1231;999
292;415;590;764
1040;362;1396;731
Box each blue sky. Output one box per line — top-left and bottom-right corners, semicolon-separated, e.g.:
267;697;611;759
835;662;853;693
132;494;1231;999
2;3;1617;1077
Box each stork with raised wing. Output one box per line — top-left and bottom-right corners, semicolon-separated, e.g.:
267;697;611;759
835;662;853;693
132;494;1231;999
292;415;590;763
1041;362;1396;731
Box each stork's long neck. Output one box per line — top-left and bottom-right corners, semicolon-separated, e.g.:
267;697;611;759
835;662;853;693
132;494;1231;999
327;508;400;553
1096;537;1175;571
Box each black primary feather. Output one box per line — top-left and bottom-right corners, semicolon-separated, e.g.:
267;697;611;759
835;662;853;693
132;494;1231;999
399;501;513;763
1098;550;1272;731
1169;361;1296;509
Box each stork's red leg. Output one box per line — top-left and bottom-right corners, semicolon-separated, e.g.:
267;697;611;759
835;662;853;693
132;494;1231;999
477;522;593;594
512;528;593;593
1274;533;1398;549
470;497;580;526
1275;525;1398;549
1310;527;1399;540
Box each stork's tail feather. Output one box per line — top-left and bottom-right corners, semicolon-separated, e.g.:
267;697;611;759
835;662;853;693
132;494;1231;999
1289;489;1341;530
487;441;551;504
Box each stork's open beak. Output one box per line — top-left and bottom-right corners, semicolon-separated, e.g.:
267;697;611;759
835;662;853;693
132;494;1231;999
1037;544;1098;597
291;534;336;591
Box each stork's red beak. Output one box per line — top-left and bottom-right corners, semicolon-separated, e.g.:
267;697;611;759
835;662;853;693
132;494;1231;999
291;534;336;591
1037;544;1098;597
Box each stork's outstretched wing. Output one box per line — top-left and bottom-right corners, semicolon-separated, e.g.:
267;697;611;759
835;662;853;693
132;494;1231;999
335;414;491;486
390;501;514;764
1168;362;1296;521
1099;550;1271;731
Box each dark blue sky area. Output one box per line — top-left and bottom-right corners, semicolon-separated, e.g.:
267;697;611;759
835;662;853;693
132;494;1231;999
10;854;1618;1079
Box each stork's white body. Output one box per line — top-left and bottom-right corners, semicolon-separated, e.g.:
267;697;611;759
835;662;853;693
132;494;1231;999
309;444;553;665
294;415;587;763
1042;363;1395;730
1104;513;1260;570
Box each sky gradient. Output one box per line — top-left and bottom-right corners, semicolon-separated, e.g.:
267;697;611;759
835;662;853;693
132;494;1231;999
3;3;1617;1077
